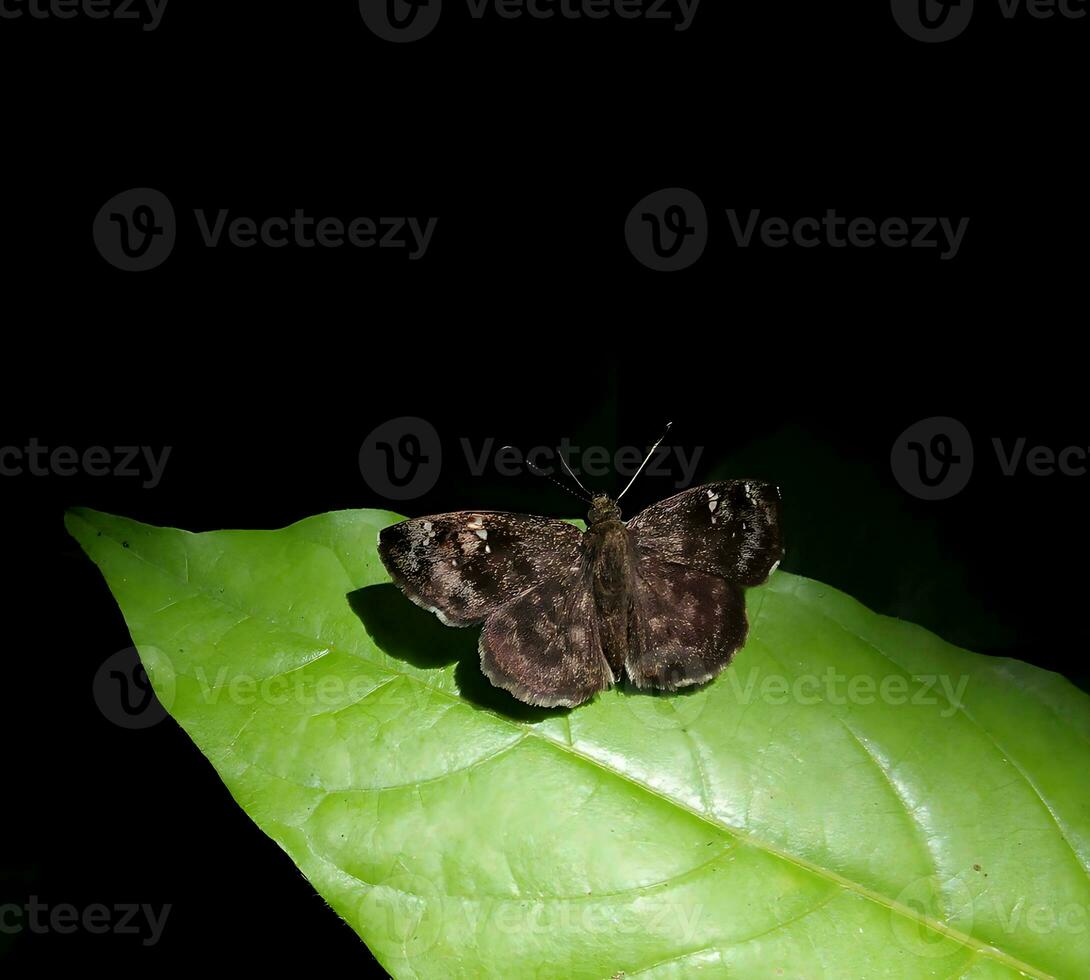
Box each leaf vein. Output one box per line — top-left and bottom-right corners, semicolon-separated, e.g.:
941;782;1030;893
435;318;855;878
788;588;1090;887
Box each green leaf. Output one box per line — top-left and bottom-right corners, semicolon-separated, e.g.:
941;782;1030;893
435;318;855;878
66;507;1090;979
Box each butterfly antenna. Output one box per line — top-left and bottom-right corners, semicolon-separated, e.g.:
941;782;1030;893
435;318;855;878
500;447;592;504
617;422;673;501
557;452;593;499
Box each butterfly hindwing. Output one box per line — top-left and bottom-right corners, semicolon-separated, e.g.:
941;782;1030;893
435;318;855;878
626;554;748;690
626;479;783;586
378;512;584;627
480;567;613;708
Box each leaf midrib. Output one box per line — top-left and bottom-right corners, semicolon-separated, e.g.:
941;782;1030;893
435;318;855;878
72;511;1054;980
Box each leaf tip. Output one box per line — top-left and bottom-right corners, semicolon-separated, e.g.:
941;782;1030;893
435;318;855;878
64;505;93;530
64;506;108;548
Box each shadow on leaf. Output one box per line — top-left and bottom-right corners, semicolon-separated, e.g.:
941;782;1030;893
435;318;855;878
348;584;570;723
614;677;711;704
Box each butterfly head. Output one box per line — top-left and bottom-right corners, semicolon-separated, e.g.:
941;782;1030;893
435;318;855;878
587;494;622;527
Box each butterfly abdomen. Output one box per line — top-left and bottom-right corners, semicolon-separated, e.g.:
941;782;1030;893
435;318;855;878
585;519;637;680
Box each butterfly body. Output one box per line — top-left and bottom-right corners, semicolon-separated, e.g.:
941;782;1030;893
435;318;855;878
584;495;638;679
379;480;783;709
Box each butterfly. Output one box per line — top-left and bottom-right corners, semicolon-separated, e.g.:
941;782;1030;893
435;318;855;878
378;442;783;708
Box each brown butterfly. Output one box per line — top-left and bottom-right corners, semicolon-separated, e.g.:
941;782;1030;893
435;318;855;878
378;437;783;708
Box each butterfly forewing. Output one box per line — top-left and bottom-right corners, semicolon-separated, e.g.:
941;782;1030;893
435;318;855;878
378;512;583;627
627;479;783;586
622;479;782;690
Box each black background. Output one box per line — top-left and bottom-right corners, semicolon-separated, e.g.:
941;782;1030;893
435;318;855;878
2;0;1086;973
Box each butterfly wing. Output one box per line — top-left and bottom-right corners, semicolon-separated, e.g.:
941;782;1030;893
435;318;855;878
622;480;783;690
378;511;584;627
380;511;610;707
626;479;784;586
480;567;613;708
625;555;747;690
